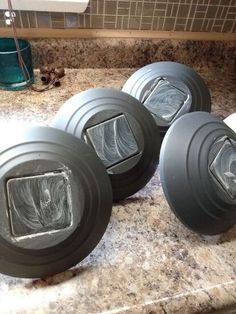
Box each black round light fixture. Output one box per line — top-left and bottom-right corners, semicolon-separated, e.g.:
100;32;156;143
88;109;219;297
160;112;236;235
0;126;112;278
122;62;211;138
51;88;161;201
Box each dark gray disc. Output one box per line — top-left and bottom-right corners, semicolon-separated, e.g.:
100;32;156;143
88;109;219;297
51;88;161;201
0;126;112;278
122;62;211;138
160;112;236;235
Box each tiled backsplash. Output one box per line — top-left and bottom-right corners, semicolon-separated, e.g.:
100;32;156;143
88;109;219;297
0;0;235;32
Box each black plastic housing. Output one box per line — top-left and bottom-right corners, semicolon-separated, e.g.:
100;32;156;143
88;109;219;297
51;88;161;201
160;112;236;235
122;62;211;138
0;126;112;278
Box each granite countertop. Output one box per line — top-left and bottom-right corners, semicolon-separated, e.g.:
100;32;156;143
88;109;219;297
0;66;235;314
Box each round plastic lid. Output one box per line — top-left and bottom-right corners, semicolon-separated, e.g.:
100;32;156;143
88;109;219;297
160;112;236;235
122;62;211;138
51;88;161;201
0;126;112;278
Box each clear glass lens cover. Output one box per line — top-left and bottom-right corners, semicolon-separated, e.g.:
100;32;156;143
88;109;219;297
7;172;72;237
210;138;236;199
85;114;139;168
143;79;188;122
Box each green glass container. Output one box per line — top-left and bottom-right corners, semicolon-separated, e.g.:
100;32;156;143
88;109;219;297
0;38;34;91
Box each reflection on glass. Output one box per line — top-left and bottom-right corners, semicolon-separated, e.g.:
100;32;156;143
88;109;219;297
210;138;236;199
0;38;34;90
85;114;139;168
7;172;72;237
143;79;188;122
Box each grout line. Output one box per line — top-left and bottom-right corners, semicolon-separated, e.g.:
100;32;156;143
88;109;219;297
138;0;144;30
102;0;105;29
171;3;175;18
35;11;38;28
202;0;209;31
162;1;168;31
220;5;224;19
221;0;232;32
70;12;236;20
114;0;118;29
230;15;236;32
19;11;23;28
49;12;52;28
63;13;66;29
26;12;30;28
88;1;231;6
135;2;137;16
184;0;193;31
156;16;160;31
150;1;157;30
173;3;181;31
211;4;221;32
127;1;131;30
206;18;211;31
190;0;199;31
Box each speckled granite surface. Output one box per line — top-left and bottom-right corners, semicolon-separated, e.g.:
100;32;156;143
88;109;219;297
31;39;236;69
0;65;235;314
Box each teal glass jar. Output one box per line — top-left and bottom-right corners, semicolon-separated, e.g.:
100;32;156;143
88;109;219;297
0;38;34;91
